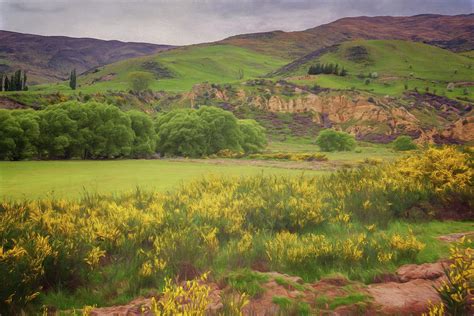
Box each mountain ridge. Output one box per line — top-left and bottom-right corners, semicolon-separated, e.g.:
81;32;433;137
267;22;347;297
220;14;474;58
0;30;174;84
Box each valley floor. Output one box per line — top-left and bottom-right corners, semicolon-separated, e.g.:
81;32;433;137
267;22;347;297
0;142;402;200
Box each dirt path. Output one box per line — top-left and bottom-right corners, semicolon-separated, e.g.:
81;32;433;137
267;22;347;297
168;157;344;171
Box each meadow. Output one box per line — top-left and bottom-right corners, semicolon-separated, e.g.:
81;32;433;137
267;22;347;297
0;159;324;200
1;147;472;314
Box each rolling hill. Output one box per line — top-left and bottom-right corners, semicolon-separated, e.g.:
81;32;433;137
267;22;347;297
0;30;173;84
221;14;474;59
273;40;474;98
65;44;289;92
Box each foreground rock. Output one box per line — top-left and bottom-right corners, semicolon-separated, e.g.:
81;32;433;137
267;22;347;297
90;259;454;315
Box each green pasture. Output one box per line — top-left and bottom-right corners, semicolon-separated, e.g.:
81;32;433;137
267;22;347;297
0;159;323;200
27;44;288;94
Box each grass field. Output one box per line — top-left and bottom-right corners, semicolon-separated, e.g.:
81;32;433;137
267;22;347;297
284;40;474;98
0;159;323;200
28;44;289;94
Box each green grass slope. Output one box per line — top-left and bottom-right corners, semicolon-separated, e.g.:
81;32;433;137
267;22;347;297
280;40;474;98
30;45;289;93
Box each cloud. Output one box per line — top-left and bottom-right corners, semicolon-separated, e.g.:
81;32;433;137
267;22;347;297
0;0;472;45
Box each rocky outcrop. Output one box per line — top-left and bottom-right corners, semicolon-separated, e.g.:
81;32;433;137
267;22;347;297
183;82;473;143
441;113;474;142
90;259;457;316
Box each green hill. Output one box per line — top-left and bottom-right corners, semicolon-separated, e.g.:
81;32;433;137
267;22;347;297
277;40;474;98
31;44;288;93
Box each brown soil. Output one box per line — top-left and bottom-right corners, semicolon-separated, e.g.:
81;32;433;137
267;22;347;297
90;259;455;315
0;96;27;109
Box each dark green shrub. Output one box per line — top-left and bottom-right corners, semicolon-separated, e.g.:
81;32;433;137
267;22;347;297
315;129;356;152
392;135;417;151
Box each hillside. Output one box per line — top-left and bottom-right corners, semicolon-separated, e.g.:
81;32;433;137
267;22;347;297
64;44;289;92
0;30;173;84
274;40;474;99
221;14;474;59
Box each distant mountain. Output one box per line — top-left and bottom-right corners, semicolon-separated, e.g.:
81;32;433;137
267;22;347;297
0;31;174;84
220;14;474;59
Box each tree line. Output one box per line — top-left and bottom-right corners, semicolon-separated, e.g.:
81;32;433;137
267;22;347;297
0;70;28;92
0;102;266;160
308;63;347;76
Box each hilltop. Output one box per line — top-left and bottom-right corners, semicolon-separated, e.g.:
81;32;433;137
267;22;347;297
0;30;173;84
221;14;474;59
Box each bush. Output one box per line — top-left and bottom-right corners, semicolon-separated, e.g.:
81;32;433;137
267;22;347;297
392;135;417;151
128;71;153;93
398;146;473;195
315;129;356;152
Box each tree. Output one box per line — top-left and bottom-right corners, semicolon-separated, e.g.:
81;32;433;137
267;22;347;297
155;109;207;157
196;106;243;155
69;69;77;90
315;129;356;152
128;110;157;158
23;72;27;91
0;110;22;160
392;135;417;151
340;67;347;76
128;71;153;93
14;70;22;91
4;76;9;91
9;75;14;91
238;119;267;154
0;74;3;92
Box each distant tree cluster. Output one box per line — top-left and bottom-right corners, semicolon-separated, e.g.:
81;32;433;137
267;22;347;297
308;63;347;76
0;103;266;160
0;70;28;92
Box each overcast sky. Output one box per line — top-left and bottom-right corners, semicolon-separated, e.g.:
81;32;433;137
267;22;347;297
0;0;472;45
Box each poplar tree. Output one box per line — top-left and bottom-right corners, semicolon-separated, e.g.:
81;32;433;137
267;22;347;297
69;69;77;90
23;71;27;90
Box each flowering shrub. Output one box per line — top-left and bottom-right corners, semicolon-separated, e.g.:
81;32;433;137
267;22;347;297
151;273;211;315
0;147;471;311
249;152;328;161
398;146;473;194
425;238;473;315
265;231;424;272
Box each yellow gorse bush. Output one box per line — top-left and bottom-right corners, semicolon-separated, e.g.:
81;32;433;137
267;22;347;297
424;237;473;315
151;273;210;315
398;146;473;193
0;146;471;312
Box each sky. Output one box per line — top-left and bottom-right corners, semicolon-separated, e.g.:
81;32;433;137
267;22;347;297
0;0;472;45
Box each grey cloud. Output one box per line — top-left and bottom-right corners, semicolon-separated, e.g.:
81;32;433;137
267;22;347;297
0;0;472;45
